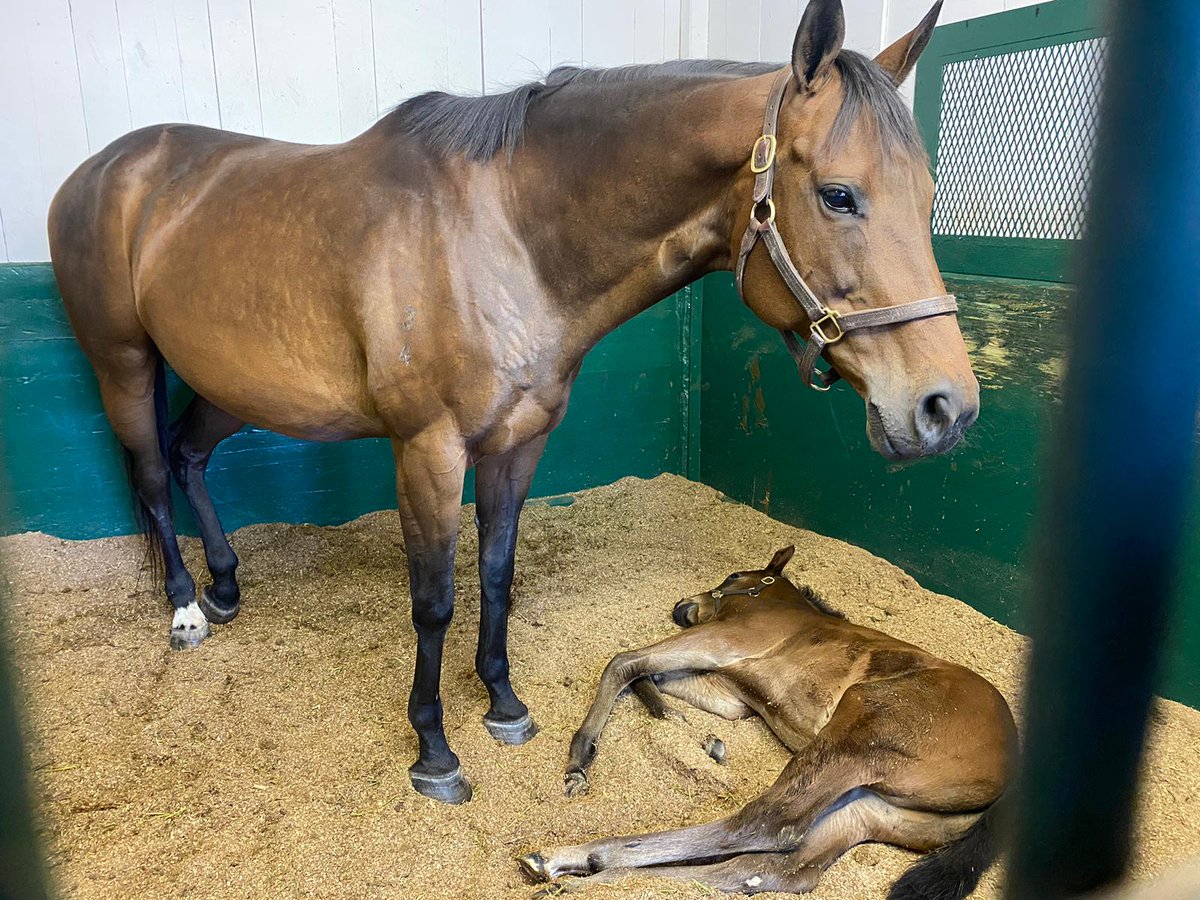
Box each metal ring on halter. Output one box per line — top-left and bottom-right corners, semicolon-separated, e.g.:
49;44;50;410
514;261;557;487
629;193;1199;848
761;576;776;585
750;198;776;231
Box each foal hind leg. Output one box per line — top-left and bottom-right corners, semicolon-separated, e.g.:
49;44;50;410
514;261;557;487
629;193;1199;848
533;792;980;895
473;435;547;745
95;353;203;648
168;396;244;625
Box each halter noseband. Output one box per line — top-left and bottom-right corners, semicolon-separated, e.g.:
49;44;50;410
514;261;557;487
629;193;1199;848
710;575;775;600
734;68;960;392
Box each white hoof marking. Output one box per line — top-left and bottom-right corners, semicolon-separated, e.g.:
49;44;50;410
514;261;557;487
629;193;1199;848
172;601;208;631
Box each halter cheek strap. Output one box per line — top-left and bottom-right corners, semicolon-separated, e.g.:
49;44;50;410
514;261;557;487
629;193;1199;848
734;68;959;392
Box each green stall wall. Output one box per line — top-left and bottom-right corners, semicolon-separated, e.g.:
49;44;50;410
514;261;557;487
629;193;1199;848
697;272;1200;709
0;263;695;538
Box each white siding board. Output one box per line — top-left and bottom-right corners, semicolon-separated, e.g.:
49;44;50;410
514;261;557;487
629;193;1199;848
251;0;341;143
332;0;378;137
208;0;264;136
0;0;90;261
548;1;584;68
116;0;189;127
173;0;222;127
583;0;635;68
68;0;134;152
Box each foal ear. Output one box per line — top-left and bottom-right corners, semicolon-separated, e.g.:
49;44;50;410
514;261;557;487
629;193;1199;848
767;545;796;574
792;0;845;91
874;0;943;86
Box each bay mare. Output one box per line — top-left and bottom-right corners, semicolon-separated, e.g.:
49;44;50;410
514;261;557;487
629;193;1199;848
48;0;976;803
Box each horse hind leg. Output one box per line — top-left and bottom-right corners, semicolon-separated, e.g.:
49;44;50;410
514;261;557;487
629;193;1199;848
168;396;244;625
95;349;204;649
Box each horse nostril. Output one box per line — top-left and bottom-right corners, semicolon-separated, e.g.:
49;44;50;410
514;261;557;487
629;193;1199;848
914;388;962;446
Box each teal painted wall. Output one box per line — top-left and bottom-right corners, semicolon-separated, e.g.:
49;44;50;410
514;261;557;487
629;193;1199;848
697;272;1200;709
0;264;694;538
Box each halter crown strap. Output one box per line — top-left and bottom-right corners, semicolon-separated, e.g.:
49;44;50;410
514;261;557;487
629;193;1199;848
734;68;959;392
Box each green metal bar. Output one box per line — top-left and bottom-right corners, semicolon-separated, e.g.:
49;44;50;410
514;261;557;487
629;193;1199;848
0;506;50;899
1005;1;1200;896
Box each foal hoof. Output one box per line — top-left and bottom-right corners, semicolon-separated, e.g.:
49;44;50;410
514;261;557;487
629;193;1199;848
169;602;211;650
518;852;551;883
409;766;472;805
484;712;539;745
198;586;240;625
563;770;589;798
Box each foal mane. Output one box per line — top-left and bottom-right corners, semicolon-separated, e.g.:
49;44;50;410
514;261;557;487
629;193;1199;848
797;585;848;620
384;51;922;163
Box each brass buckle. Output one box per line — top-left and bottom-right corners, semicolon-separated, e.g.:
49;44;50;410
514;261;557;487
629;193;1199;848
750;134;777;173
811;309;844;344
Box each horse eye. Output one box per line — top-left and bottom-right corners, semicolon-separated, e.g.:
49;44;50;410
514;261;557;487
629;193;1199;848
820;187;857;214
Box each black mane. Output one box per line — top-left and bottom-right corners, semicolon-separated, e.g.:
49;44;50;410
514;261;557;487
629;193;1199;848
384;52;922;162
798;585;848;619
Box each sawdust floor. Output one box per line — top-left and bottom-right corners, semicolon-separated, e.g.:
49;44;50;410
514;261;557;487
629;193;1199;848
3;474;1199;900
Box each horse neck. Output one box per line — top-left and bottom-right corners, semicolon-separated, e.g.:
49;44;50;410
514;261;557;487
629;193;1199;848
505;70;778;352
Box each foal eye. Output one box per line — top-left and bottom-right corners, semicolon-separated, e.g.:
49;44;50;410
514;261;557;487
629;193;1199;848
820;187;857;214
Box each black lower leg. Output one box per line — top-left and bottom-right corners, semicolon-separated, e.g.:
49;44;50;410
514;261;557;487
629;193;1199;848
129;447;200;647
168;397;242;620
473;438;545;743
406;543;471;803
477;513;531;727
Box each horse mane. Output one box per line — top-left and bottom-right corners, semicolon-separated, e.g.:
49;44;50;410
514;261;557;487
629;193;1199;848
797;585;848;620
383;51;923;163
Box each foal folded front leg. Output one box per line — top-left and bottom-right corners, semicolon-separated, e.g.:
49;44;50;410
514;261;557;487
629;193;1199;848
564;626;737;795
393;430;471;804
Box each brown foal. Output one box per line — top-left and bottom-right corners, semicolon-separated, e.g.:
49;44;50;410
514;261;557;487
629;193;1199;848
521;547;1016;897
48;0;975;803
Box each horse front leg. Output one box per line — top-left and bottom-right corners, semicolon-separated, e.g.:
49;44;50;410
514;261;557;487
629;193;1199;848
474;434;548;745
393;428;471;804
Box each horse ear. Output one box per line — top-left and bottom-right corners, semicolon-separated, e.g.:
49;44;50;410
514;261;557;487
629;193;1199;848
792;0;846;91
767;545;796;574
874;0;943;86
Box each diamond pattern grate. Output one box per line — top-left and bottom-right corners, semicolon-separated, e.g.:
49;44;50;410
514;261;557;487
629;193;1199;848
931;37;1108;241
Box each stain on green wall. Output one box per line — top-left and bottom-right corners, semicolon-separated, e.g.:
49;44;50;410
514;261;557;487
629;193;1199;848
698;272;1200;709
0;264;693;538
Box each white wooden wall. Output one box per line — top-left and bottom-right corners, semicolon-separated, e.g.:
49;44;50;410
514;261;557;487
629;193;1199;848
0;0;1053;262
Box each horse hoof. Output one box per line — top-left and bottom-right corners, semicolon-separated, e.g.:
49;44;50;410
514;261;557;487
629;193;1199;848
518;852;550;883
198;586;240;625
169;601;211;650
563;770;589;798
484;712;539;745
409;766;472;804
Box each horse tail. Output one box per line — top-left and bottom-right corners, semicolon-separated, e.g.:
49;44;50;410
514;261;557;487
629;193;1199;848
887;798;1003;900
123;353;170;575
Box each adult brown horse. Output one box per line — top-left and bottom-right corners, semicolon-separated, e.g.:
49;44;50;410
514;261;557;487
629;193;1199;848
48;0;976;804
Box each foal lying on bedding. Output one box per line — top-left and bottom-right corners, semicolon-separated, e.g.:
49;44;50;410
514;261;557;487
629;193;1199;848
520;547;1017;897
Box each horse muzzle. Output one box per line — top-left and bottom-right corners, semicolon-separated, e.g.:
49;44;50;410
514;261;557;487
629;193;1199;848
867;383;979;460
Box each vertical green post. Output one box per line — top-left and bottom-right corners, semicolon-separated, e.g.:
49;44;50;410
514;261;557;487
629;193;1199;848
1006;1;1200;896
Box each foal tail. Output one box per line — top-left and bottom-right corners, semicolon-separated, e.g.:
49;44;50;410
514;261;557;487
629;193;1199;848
123;353;170;574
887;798;1004;900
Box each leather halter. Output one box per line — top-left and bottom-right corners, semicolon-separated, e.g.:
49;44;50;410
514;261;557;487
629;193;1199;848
710;575;775;600
734;68;960;392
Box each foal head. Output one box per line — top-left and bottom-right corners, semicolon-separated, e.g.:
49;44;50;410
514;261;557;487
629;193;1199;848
737;0;978;459
673;546;841;626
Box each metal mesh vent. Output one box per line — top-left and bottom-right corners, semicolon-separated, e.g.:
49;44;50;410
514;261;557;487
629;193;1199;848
931;37;1108;241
